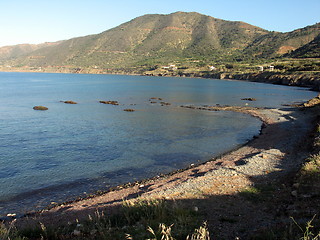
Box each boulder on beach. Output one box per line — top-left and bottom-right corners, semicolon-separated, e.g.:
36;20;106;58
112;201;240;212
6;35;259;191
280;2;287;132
33;106;48;111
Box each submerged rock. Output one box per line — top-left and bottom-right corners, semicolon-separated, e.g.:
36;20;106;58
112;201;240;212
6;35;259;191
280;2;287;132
123;109;135;112
33;106;48;110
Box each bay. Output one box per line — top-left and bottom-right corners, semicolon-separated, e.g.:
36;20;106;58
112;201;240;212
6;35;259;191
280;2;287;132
0;72;317;216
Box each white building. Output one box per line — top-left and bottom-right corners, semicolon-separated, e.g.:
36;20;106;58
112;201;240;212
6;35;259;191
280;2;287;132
209;66;216;71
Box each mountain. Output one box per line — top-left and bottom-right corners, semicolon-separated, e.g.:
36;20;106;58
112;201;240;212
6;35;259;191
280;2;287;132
287;33;320;58
1;12;319;72
2;12;269;70
0;42;62;60
243;23;320;58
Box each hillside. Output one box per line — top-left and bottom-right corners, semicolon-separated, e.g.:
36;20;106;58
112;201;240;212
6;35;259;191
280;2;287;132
0;12;319;73
243;23;320;58
2;12;270;70
0;42;62;61
288;33;320;58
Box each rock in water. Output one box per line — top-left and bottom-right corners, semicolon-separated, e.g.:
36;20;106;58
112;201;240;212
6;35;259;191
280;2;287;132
241;98;257;101
33;106;48;110
99;100;119;105
63;100;77;104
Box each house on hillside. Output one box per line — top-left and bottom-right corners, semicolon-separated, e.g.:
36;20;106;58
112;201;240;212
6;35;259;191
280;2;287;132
162;64;177;71
209;66;216;71
169;64;177;70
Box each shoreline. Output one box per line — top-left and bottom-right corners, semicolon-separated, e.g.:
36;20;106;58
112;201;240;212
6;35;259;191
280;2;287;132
14;103;318;232
2;105;265;220
1;68;319;91
0;72;316;221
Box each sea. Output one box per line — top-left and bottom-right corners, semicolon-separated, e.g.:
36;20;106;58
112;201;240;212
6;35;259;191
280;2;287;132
0;72;317;217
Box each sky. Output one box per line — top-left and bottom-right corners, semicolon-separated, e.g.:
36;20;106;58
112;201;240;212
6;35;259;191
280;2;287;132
0;0;319;47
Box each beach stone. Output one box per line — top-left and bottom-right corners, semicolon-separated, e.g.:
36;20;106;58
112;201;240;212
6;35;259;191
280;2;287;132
33;106;48;110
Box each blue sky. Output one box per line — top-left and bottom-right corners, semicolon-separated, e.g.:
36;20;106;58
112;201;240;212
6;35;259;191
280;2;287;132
0;0;319;47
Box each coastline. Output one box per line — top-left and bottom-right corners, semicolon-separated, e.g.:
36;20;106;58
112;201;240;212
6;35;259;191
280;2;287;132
1;68;319;91
14;102;319;237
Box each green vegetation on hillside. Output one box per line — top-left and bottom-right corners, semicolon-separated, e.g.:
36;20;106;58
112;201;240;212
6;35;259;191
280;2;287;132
0;12;319;76
289;34;320;58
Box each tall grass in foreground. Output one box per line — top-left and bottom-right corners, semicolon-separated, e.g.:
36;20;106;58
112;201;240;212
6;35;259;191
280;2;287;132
291;215;320;240
250;216;320;240
2;211;319;240
0;199;209;239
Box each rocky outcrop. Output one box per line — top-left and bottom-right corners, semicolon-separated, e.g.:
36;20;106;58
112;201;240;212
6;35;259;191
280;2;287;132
225;72;320;91
303;94;320;107
144;70;320;91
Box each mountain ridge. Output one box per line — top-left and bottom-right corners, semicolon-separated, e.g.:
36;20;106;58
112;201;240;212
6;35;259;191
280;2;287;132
0;12;319;72
0;42;62;60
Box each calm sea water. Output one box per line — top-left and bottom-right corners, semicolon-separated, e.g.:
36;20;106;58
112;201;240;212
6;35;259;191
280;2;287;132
0;72;317;217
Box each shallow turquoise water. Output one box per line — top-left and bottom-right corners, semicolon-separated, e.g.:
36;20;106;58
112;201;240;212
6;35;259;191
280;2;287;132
0;72;317;216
